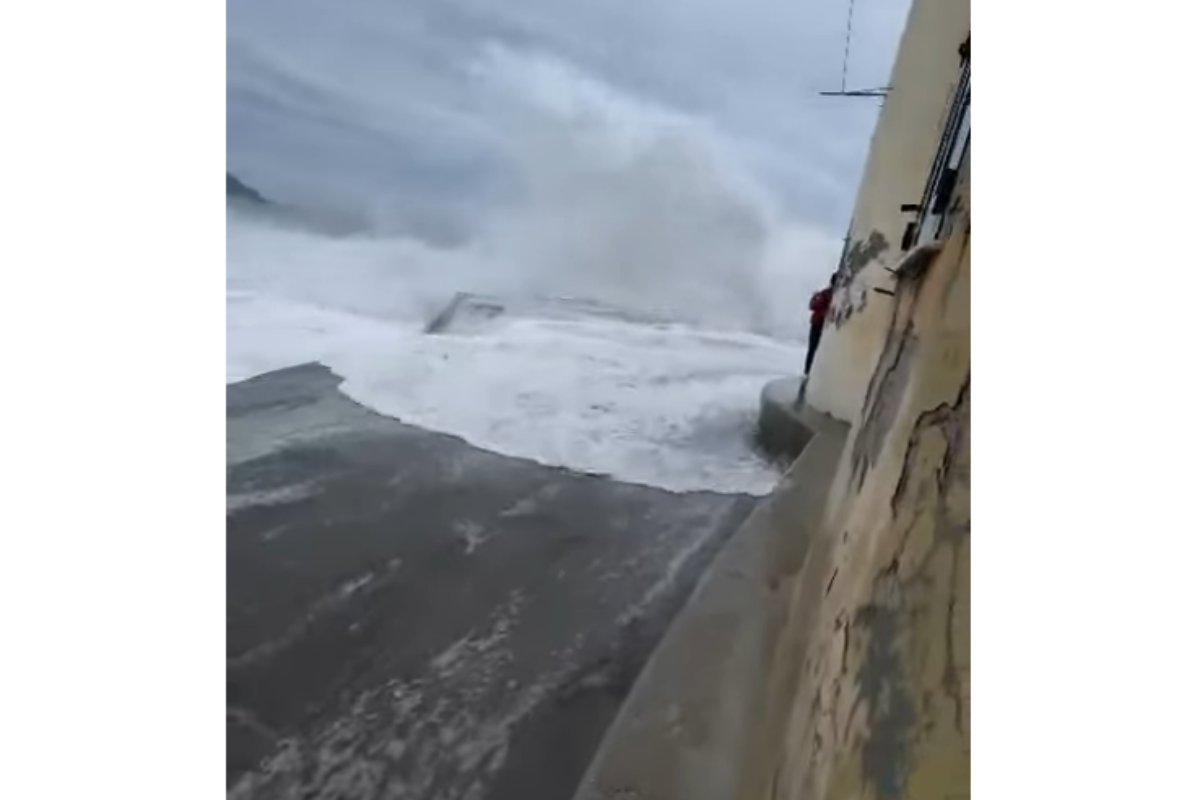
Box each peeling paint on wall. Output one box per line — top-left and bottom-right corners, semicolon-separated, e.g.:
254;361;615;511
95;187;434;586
830;231;890;330
757;169;969;800
843;232;890;281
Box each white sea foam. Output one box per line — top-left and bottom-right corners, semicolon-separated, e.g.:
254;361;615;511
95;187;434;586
228;286;803;494
228;40;846;495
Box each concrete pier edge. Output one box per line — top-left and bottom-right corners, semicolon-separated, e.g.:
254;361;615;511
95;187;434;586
572;401;848;800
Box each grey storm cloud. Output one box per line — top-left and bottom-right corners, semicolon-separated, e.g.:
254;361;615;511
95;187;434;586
228;0;911;238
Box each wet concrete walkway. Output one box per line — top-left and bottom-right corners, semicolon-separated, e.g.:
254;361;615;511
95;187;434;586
227;363;757;800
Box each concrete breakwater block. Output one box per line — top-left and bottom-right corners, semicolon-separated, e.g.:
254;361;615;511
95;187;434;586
423;292;672;335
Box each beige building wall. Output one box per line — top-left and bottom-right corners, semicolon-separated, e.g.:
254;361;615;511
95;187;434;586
805;0;970;423
746;153;970;800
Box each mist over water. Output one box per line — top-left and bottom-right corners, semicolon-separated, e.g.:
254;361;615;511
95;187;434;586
230;38;843;337
227;0;908;491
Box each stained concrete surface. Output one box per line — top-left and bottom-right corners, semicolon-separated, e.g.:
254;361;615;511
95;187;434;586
227;363;757;800
572;412;848;800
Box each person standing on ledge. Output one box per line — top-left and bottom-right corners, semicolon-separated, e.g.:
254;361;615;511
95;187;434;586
804;272;836;376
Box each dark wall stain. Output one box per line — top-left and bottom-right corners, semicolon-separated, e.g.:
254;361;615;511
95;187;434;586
902;377;971;738
941;541;966;735
844;373;969;800
848;292;918;495
888;377;971;520
852;585;916;800
836;222;970;794
844;375;969;798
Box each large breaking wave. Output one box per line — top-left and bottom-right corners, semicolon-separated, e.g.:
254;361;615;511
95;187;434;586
227;0;880;493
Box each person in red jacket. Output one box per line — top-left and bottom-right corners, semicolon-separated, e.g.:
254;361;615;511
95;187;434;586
805;273;837;376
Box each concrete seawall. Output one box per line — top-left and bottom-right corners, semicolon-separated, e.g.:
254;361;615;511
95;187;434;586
573;411;848;800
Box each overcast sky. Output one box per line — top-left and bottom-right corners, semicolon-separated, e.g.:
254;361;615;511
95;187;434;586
228;0;912;239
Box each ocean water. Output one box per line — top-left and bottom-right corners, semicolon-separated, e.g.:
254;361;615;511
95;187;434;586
227;0;907;494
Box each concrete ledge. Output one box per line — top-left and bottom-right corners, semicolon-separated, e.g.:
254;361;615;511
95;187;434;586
572;409;848;800
756;377;823;462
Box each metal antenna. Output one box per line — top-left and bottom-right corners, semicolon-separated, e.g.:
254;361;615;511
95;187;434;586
840;0;855;93
819;0;890;98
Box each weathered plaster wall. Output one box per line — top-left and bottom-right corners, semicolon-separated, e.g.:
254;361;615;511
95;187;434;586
567;166;969;800
746;160;969;800
805;0;970;423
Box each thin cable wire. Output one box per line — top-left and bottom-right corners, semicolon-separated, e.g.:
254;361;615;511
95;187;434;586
840;0;856;92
